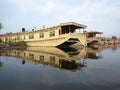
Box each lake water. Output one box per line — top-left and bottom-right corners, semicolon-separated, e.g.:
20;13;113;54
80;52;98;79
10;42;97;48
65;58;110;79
0;45;120;90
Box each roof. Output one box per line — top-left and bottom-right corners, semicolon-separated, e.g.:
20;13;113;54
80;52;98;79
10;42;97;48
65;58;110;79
26;22;87;33
0;33;20;37
0;22;87;36
84;31;103;34
59;22;87;28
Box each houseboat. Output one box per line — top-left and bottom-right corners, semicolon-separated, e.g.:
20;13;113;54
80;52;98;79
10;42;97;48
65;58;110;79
84;31;103;49
0;22;87;47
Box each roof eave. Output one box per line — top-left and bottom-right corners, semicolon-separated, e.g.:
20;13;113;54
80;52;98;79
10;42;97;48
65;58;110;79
59;22;87;28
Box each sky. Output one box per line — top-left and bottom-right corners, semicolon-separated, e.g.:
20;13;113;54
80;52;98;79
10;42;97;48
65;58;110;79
0;0;120;38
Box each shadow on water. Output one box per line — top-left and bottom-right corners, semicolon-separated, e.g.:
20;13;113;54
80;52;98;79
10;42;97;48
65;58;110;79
0;46;104;71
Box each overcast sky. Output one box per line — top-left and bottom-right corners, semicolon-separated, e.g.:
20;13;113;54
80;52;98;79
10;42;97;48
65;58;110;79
0;0;120;37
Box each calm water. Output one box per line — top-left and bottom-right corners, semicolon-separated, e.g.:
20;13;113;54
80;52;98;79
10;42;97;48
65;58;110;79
0;45;120;90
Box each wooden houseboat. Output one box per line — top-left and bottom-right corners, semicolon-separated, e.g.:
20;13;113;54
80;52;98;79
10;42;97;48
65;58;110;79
0;22;87;47
84;31;103;49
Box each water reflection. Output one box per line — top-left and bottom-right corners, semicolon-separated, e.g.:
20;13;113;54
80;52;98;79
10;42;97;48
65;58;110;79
0;45;120;90
0;61;3;68
0;46;103;71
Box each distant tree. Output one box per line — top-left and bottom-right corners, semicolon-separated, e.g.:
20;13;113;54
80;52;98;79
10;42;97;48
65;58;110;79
0;23;3;42
0;22;3;30
112;36;117;39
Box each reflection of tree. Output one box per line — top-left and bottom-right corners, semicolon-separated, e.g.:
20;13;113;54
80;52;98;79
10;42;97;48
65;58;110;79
112;46;117;50
0;61;3;68
0;51;4;68
22;60;25;64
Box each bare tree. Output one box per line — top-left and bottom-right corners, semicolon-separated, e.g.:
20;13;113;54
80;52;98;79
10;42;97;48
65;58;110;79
112;36;117;39
0;22;3;30
0;23;3;42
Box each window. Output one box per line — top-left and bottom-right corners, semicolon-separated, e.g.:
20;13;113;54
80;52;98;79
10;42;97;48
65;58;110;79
29;34;34;39
29;53;34;59
39;33;44;38
50;56;55;63
49;31;55;37
24;52;26;56
39;55;44;62
24;35;25;39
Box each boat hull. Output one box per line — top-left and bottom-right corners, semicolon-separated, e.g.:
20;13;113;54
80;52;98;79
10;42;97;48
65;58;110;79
25;33;87;47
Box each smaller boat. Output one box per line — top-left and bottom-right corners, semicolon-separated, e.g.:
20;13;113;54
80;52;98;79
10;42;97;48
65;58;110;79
87;41;100;49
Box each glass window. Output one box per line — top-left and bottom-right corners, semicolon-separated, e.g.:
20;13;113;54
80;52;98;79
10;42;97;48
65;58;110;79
24;35;25;39
50;56;55;63
29;53;34;59
49;31;55;37
39;33;44;38
29;34;34;39
39;55;44;62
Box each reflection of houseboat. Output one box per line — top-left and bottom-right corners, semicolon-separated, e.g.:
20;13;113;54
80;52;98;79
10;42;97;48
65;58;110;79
0;22;87;47
107;39;115;45
0;43;5;48
0;46;103;71
1;47;87;71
